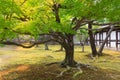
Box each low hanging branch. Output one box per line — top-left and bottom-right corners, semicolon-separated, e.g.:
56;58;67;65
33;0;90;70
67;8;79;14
0;39;52;48
3;26;68;48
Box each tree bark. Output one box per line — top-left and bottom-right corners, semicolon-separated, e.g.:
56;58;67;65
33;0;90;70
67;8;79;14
98;26;114;55
81;42;84;52
57;45;63;51
45;43;49;50
88;22;98;57
52;3;63;51
61;35;77;67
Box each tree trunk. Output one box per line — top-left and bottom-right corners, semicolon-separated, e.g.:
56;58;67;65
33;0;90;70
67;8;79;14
81;43;84;52
98;26;114;55
88;22;98;57
45;43;49;50
52;3;77;67
80;39;84;52
35;44;39;47
61;35;77;67
59;45;63;51
62;46;75;66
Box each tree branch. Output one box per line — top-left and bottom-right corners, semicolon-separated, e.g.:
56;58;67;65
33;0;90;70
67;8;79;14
20;0;27;6
0;39;52;48
72;18;85;31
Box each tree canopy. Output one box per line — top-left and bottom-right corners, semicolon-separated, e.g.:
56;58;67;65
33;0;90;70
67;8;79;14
0;0;120;36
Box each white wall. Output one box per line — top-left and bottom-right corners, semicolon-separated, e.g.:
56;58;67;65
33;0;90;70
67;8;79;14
111;31;116;40
103;32;106;40
110;31;116;47
95;31;117;48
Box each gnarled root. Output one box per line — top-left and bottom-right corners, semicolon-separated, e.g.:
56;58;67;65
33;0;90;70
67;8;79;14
58;62;97;78
57;66;71;77
60;60;77;67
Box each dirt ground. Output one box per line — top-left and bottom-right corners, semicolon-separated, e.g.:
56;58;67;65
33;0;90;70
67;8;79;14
0;45;120;80
0;64;120;80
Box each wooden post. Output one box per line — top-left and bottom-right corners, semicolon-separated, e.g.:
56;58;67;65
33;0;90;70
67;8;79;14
116;31;118;50
96;34;97;45
106;32;108;47
99;33;101;45
102;32;103;44
109;33;111;48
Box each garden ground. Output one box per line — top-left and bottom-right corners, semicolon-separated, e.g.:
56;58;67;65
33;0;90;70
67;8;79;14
0;45;120;80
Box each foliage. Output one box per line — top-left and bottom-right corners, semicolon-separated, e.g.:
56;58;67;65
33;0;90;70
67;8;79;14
0;0;120;39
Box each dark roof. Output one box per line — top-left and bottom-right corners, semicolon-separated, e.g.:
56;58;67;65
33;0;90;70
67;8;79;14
95;26;120;33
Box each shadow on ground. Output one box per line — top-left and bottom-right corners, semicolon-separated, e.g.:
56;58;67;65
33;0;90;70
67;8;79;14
1;64;120;80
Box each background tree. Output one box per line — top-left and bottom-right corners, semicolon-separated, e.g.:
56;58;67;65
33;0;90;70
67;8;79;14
76;29;88;52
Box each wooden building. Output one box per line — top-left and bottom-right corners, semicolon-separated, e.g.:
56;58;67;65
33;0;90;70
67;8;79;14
94;26;120;50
